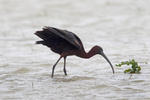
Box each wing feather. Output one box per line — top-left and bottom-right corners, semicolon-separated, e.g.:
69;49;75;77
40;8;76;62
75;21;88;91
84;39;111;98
34;27;84;54
44;27;82;49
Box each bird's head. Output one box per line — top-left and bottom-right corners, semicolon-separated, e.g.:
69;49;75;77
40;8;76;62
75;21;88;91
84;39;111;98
93;45;115;74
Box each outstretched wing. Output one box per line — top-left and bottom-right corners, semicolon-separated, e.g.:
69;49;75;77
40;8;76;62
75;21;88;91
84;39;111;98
45;27;82;49
34;27;83;53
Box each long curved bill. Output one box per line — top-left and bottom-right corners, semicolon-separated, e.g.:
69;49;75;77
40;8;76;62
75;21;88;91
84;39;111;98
100;52;115;74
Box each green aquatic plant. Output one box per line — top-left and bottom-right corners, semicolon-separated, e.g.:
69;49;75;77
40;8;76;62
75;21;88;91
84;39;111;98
116;59;141;73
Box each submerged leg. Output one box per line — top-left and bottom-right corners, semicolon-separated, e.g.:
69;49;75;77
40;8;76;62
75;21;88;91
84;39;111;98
63;57;67;76
51;56;62;78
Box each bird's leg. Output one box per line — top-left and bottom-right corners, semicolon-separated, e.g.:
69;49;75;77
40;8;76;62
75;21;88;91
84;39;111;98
63;57;67;76
51;56;62;78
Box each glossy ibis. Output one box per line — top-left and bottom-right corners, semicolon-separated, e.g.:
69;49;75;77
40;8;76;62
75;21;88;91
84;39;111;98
34;27;115;78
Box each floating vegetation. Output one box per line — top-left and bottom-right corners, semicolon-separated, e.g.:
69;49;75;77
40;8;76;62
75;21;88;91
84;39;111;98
116;59;141;73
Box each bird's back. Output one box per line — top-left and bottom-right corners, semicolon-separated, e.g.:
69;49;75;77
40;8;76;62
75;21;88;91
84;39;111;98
34;27;83;54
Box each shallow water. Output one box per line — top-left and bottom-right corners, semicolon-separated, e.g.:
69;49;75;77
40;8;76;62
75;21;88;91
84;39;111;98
0;0;150;100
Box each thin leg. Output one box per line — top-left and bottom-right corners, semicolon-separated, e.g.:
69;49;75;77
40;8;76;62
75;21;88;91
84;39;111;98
63;57;67;76
51;56;62;78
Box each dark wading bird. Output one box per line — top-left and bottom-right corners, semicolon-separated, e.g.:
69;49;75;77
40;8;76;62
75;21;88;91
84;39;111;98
34;27;115;78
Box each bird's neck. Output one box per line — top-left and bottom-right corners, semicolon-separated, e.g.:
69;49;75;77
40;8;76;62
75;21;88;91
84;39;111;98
79;47;97;58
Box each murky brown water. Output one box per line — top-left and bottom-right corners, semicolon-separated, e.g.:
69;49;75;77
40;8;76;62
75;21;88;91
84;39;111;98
0;0;150;100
